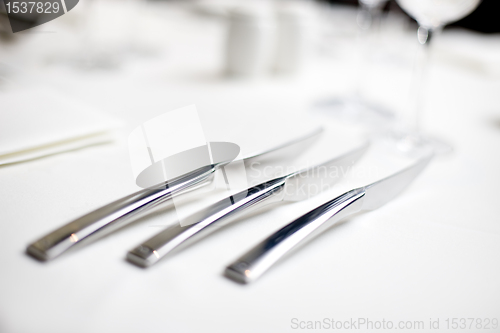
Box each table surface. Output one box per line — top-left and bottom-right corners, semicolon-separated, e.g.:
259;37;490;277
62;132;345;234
1;2;500;332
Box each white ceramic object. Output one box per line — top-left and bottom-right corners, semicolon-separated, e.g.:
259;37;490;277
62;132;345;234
225;5;275;77
274;3;314;74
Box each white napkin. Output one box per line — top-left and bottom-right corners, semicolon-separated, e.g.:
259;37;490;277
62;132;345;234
0;88;122;165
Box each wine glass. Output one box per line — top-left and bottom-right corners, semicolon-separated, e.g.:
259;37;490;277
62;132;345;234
316;0;392;126
394;0;481;154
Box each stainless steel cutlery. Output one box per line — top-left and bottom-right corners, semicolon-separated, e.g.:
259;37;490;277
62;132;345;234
26;124;433;286
127;143;369;267
27;128;322;261
225;153;433;284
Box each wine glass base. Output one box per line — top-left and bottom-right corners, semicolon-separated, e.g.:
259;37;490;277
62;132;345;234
391;131;452;157
314;96;394;127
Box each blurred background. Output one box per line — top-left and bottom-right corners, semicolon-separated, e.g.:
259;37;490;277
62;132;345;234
2;0;500;180
1;2;500;332
2;0;499;133
327;0;499;33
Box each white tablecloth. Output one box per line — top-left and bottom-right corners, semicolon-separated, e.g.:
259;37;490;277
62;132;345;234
1;2;499;332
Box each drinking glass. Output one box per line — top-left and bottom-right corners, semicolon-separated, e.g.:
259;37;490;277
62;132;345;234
316;0;391;126
395;0;481;153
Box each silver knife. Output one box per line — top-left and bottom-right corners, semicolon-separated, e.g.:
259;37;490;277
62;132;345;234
27;127;322;261
127;143;369;267
225;153;433;283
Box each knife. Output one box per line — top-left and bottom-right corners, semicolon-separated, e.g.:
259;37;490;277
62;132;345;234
225;153;433;283
27;127;322;261
127;142;369;267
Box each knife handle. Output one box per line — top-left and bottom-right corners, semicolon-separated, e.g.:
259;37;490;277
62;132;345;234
27;165;217;261
225;188;366;284
127;177;288;267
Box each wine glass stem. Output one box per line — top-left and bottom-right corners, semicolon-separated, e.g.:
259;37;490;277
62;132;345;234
353;2;384;99
409;25;440;134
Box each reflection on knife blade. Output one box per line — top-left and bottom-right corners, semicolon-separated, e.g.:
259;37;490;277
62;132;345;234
27;127;323;261
127;142;369;267
225;153;433;284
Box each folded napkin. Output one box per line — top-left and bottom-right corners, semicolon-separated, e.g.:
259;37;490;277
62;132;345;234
0;88;122;165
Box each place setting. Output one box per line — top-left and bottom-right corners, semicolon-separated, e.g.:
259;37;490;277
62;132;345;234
1;0;498;332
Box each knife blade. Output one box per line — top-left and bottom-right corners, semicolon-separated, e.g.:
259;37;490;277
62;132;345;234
27;127;323;261
127;142;369;267
225;153;433;283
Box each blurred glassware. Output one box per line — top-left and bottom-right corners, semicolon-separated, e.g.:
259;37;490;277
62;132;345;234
315;0;392;126
225;0;315;77
273;1;314;74
394;0;481;154
225;4;275;77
